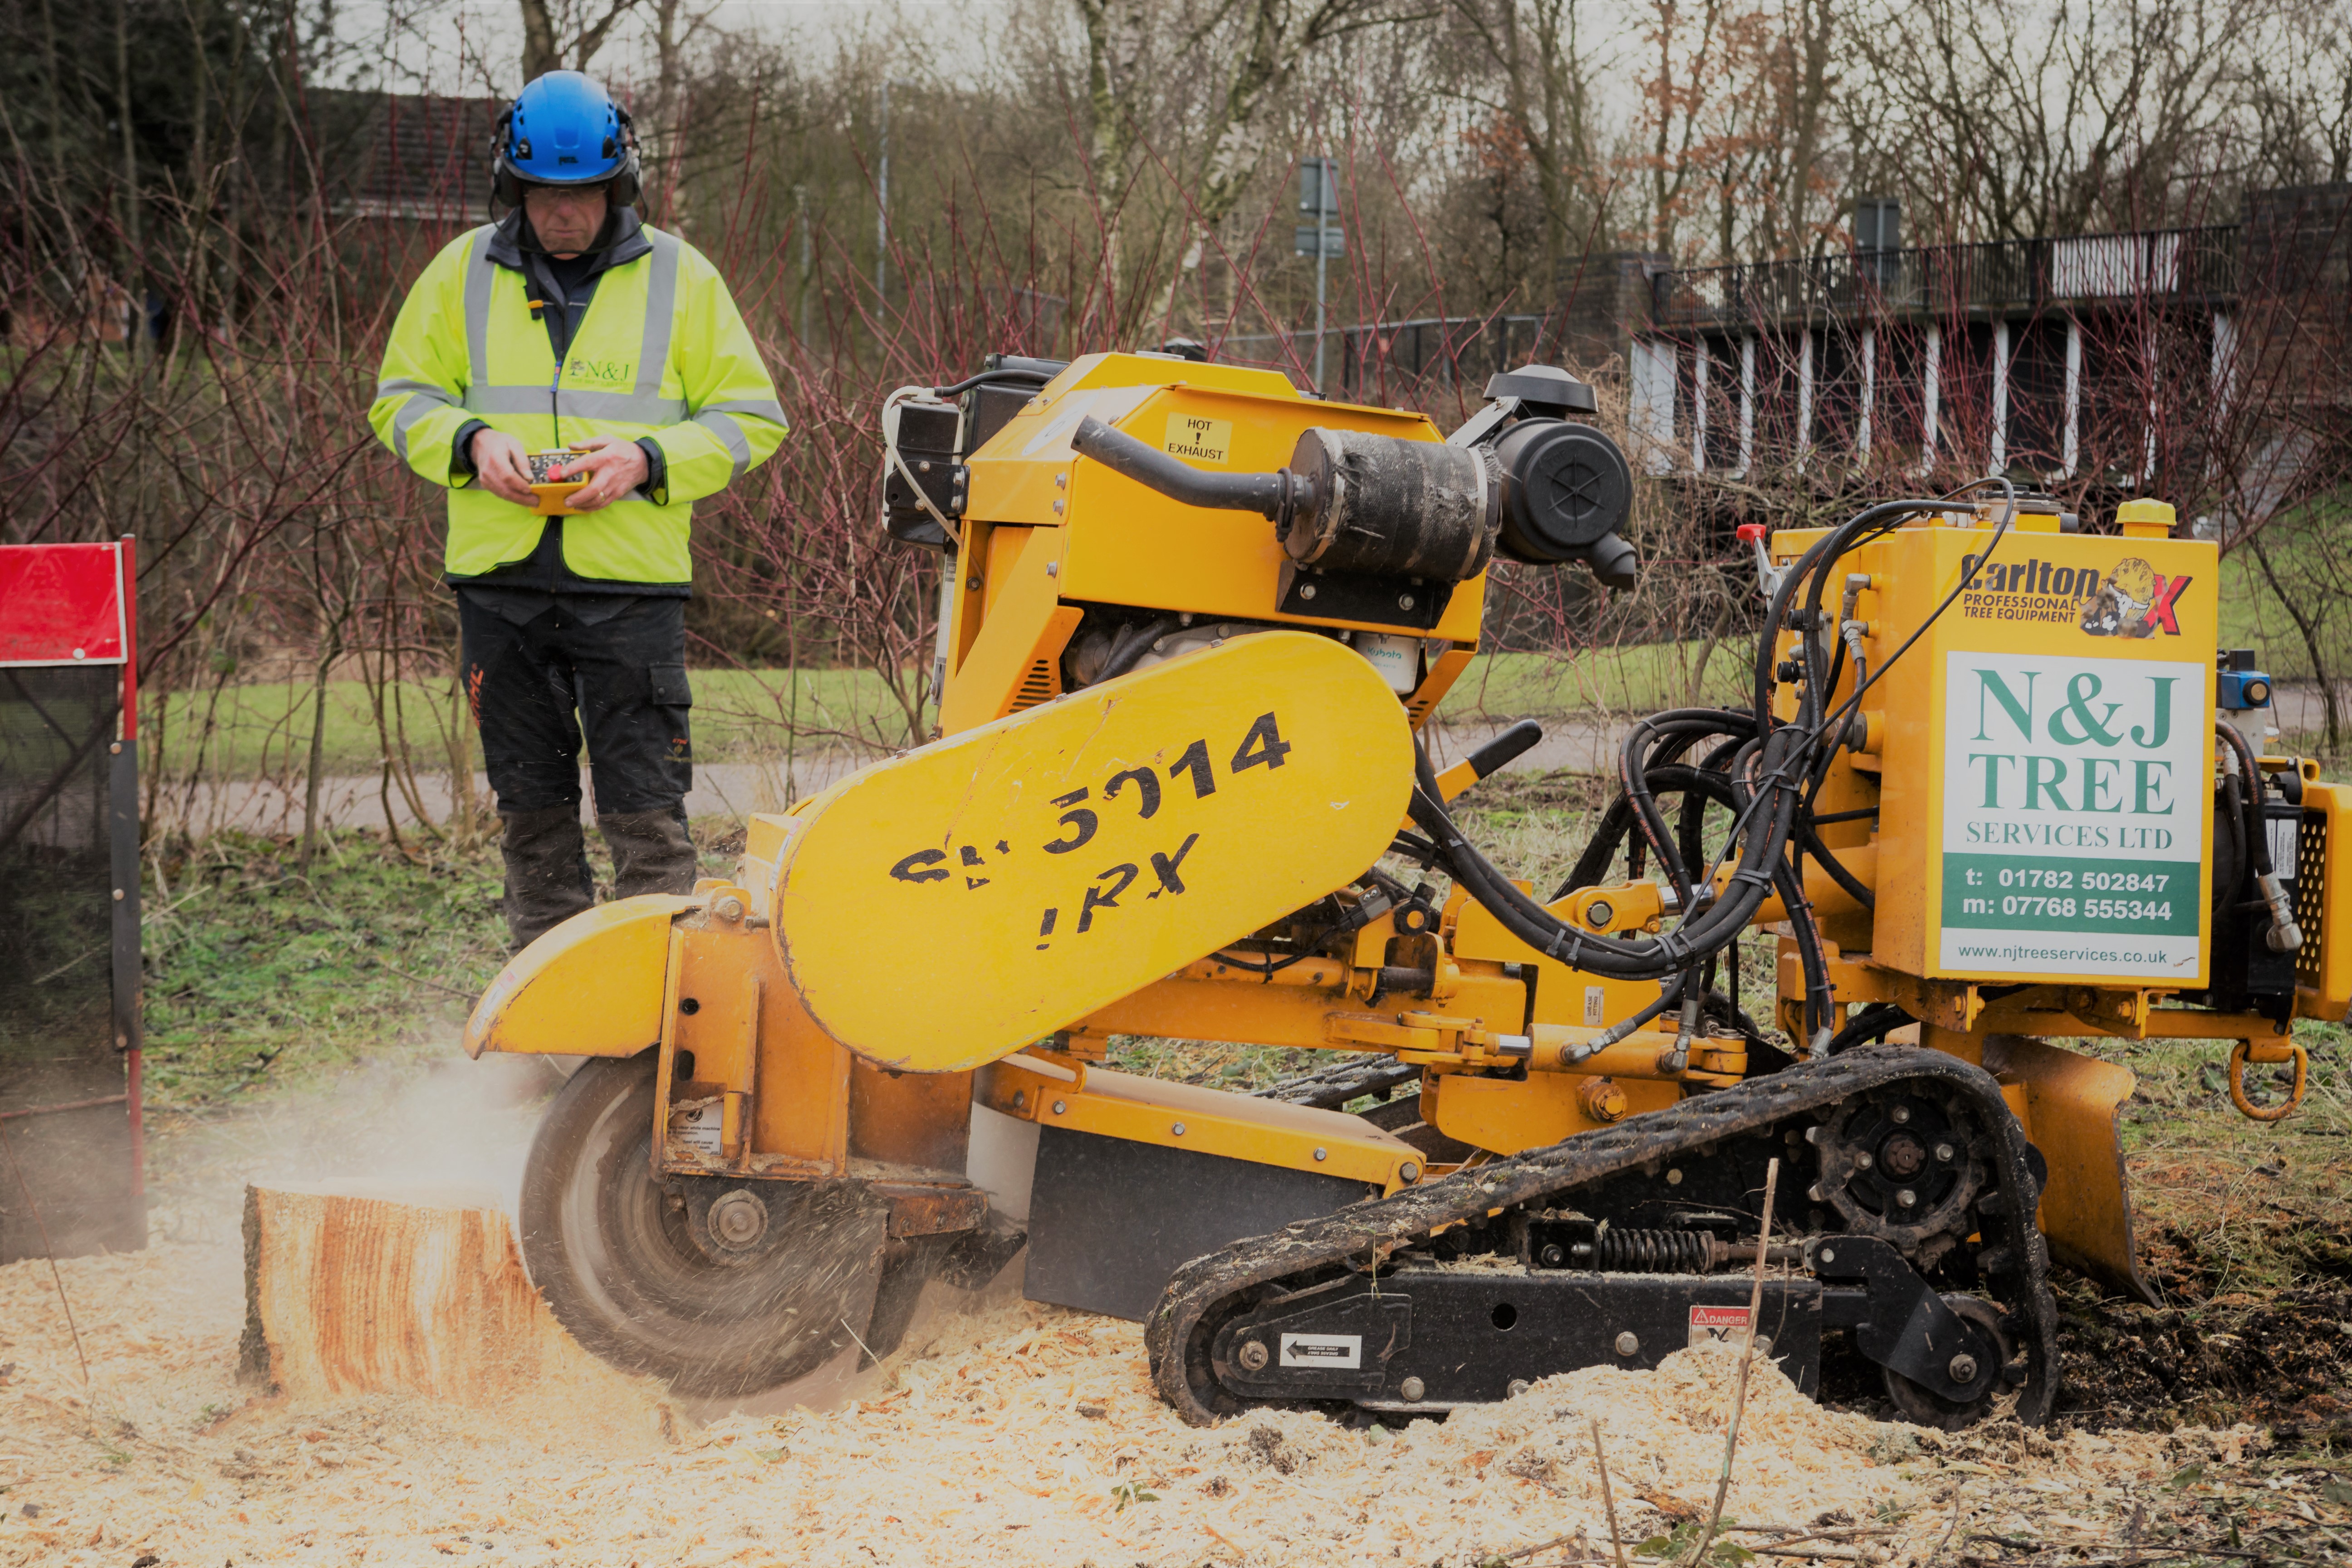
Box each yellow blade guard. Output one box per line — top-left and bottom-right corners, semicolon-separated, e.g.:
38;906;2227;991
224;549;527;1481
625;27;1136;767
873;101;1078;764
771;631;1414;1072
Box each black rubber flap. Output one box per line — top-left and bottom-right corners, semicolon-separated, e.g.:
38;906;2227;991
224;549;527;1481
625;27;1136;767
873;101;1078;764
1025;1126;1373;1322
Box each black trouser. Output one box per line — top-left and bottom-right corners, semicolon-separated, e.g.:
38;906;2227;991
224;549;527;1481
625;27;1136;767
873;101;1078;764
456;592;697;947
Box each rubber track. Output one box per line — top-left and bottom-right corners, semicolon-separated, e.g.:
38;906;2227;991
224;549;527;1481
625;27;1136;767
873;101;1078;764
1147;1044;2058;1426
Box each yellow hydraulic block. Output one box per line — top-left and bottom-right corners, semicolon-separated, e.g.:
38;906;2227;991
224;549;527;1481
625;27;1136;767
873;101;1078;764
767;630;1413;1073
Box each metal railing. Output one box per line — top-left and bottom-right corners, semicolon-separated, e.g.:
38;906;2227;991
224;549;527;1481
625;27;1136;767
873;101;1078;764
1220;312;1556;397
1652;225;2240;329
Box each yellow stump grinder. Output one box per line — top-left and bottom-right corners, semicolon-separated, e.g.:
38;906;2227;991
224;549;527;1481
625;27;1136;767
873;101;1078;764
466;351;2337;1428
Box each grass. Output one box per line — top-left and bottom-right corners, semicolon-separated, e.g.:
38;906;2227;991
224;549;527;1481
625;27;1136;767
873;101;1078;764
141;643;1750;783
136;822;744;1110
1441;640;1750;719
143;667;915;783
2103;1027;2352;1296
139;829;508;1107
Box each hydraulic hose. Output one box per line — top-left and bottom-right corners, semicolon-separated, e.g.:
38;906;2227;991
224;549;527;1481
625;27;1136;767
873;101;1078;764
1823;1003;1915;1056
929;367;1057;398
1071;416;1308;520
1409;730;1799;982
1436;480;2023;1052
2218;718;2303;951
1097;616;1184;681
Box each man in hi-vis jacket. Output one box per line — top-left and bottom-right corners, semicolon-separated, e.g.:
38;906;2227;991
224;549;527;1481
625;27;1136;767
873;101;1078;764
370;70;785;948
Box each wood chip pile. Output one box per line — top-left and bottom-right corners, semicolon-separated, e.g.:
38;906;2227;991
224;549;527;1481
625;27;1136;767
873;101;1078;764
0;1235;2335;1566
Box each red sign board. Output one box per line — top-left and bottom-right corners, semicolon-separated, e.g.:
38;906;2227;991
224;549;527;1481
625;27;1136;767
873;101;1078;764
0;543;129;666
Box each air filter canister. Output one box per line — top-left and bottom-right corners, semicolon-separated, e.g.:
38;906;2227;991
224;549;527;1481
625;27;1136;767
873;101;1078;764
1280;428;1500;583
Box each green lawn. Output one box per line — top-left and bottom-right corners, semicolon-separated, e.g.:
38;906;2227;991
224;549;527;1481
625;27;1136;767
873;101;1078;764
143;666;917;781
137;821;757;1107
142;642;1749;783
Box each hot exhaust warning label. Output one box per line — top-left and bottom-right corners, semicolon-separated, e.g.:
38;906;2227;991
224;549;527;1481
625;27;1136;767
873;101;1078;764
1938;649;2206;979
1164;413;1233;463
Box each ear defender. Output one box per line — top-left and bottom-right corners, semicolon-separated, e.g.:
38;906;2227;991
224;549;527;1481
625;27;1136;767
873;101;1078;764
605;104;642;210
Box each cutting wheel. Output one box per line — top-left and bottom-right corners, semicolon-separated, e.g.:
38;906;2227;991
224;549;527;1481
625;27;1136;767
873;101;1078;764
519;1054;887;1397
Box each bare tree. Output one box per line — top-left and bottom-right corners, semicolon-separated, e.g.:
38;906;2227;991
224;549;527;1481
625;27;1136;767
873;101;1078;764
518;0;647;79
1850;0;2267;241
1445;0;1607;284
1156;0;1434;330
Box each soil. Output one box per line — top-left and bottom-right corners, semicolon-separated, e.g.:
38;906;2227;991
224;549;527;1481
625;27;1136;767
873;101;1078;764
5;1239;2346;1568
5;1167;2351;1568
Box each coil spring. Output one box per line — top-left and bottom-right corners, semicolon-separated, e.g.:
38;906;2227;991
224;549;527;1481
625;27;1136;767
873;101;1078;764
1590;1229;1713;1272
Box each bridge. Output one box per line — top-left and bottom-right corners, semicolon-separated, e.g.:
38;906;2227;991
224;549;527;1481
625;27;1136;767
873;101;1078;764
1622;186;2349;501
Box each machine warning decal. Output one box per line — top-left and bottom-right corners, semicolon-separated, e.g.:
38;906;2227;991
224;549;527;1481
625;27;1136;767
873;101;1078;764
1165;413;1234;464
1688;1304;1754;1348
669;1100;724;1158
1279;1332;1362;1369
1939;650;2206;978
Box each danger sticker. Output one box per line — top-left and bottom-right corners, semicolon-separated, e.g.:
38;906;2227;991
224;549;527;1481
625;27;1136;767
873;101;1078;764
1688;1304;1754;1348
670;1101;724;1158
1279;1332;1362;1369
1165;413;1234;463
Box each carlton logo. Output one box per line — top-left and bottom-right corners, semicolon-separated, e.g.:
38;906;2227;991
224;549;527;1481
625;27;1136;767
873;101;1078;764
1957;553;2190;636
2079;558;2190;638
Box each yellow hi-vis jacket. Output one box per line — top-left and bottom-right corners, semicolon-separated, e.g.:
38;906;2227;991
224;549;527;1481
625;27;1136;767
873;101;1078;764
369;218;786;586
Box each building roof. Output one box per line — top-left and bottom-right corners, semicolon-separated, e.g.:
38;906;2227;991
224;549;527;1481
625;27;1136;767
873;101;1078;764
306;90;500;223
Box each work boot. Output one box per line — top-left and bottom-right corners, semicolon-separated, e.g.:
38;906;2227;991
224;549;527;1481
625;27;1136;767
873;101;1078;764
501;804;594;951
599;808;699;899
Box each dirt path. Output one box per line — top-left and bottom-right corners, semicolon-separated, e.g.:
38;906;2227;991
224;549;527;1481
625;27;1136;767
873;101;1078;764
147;718;1632;839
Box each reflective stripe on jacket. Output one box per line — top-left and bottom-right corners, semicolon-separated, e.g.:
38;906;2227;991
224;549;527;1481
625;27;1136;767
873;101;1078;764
369;221;786;585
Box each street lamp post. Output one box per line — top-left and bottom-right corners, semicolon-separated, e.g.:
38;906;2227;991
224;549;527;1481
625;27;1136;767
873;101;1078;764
1294;157;1345;395
877;80;892;301
878;78;916;303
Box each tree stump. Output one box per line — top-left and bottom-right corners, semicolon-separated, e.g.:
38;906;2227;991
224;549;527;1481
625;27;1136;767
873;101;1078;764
240;1181;672;1441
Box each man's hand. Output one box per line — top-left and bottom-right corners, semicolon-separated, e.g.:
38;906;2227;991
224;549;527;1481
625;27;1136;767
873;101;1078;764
470;430;539;507
557;436;651;511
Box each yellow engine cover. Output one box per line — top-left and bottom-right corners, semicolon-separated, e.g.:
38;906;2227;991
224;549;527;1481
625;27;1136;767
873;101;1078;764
771;631;1413;1073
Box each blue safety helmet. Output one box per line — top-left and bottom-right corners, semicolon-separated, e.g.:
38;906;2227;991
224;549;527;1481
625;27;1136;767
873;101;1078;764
490;71;641;211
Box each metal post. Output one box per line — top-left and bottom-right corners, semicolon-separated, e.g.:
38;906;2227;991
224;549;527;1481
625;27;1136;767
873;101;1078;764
1314;165;1331;394
1991;321;2011;475
795;184;812;348
1921;323;1942;475
1296;158;1345;395
877;80;891;304
2063;315;2082;478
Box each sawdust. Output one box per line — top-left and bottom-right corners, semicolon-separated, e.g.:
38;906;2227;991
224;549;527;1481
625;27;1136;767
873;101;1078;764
1;1235;2328;1567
